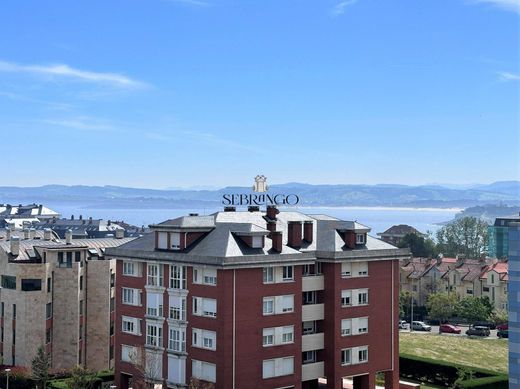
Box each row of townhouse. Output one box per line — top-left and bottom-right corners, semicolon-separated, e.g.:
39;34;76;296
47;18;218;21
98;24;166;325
0;226;134;370
106;206;410;389
400;256;508;310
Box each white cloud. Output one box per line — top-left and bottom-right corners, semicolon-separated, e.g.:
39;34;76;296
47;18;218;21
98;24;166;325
43;117;114;131
332;0;357;16
472;0;520;14
0;60;146;88
497;71;520;81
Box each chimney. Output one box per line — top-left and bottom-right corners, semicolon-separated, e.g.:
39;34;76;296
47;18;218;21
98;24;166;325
79;215;82;220
29;228;35;239
89;216;93;224
38;204;43;214
287;221;302;249
23;228;30;240
71;215;74;220
266;220;276;232
115;229;124;239
65;229;72;244
10;236;20;256
6;229;11;240
266;205;279;220
224;206;236;212
248;206;260;212
270;231;282;253
303;221;313;243
44;228;52;241
108;219;111;226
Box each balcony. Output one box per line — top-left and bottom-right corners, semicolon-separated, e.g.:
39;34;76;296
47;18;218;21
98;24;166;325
301;361;324;381
302;333;324;352
302;275;324;292
302;303;324;322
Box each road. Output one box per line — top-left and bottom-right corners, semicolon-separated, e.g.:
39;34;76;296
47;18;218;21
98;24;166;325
400;324;502;338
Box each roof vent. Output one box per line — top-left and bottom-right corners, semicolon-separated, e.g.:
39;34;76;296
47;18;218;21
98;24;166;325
189;213;199;217
224;206;236;212
248;206;260;212
10;236;20;256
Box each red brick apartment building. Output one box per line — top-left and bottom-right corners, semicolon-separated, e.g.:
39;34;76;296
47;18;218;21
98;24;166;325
106;206;409;389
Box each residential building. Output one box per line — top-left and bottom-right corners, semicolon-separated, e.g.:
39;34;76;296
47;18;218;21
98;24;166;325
488;214;520;259
107;207;409;389
377;225;425;246
0;226;134;371
508;222;520;388
0;203;60;228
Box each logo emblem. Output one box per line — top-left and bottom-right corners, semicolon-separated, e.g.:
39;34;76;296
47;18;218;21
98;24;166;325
253;175;268;193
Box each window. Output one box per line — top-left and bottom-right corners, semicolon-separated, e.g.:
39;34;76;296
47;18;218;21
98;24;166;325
262;357;294;379
483;287;490;292
467;289;473;295
122;288;141;306
491;274;495;283
341;290;352;306
341;348;351;366
79;300;83;315
110;272;115;287
168;355;186;385
1;275;16;289
46;302;52;319
21;279;42;291
341;319;351;336
341;262;368;277
146;323;163;347
192;328;217;350
263;267;274;284
192;359;216;383
169;265;187;289
303;291;316;305
79;276;83;290
341;263;352;278
1;302;3;317
358;347;368;363
263;298;274;315
147;264;163;286
169;327;186;352
170;232;181;250
13;304;16;319
75;251;81;262
193;267;217;286
357;317;368;334
358;290;368;305
193;297;217;318
263;328;274;346
146;292;164;317
110;297;115;312
303;351;316;364
302;321;316;335
46;328;52;344
122;316;141;335
157;232;168;249
282;266;294;281
356;233;365;244
252;236;263;248
263;295;294;315
121;345;137;363
123;261;139;276
47;277;52;293
169;295;187;321
58;252;72;268
356;262;368;276
263;326;294;346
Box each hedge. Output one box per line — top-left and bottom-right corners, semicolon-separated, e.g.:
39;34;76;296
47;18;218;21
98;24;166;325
400;353;507;388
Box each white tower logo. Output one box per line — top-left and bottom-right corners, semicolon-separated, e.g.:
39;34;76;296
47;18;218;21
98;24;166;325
253;175;268;192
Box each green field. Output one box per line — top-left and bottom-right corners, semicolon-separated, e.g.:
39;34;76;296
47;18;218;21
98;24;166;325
399;332;508;374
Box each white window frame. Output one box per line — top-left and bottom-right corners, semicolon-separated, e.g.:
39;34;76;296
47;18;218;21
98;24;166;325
341;348;351;366
123;261;140;277
169;265;187;290
146;323;163;348
262;357;294;379
263;267;274;284
122;344;137;363
356;233;365;244
147;263;163;287
358;346;368;363
341;319;351;336
192;359;216;383
263;328;275;347
170;232;181;250
169;295;187;321
192;296;217;318
192;328;217;351
341;290;352;307
168;326;186;352
122;287;141;306
122;316;141;335
282;266;294;281
263;297;274;315
193;267;217;286
146;292;164;317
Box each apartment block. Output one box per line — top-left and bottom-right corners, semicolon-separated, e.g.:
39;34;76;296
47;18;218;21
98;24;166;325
107;207;409;389
0;226;134;370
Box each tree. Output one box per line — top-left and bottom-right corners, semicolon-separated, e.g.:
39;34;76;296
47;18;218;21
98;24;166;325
456;296;493;323
490;308;508;325
399;290;414;319
31;346;50;389
436;217;488;259
426;292;459;324
188;378;215;389
67;366;97;389
128;346;163;389
398;233;437;258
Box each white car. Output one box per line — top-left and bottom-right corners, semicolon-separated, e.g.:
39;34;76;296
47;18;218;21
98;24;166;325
412;321;432;331
398;320;410;330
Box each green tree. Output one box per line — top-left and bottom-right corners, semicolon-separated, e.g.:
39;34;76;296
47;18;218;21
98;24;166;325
456;296;494;323
67;365;97;389
426;292;459;324
31;345;50;389
399;290;414;318
398;233;437;258
436;217;488;259
490;308;508;325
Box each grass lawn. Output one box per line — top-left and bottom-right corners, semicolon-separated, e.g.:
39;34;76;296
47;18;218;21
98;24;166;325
399;332;508;374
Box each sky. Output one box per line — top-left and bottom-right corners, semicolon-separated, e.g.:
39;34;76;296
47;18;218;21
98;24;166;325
0;0;519;189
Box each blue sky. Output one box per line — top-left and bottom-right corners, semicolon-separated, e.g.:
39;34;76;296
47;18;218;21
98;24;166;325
0;0;518;188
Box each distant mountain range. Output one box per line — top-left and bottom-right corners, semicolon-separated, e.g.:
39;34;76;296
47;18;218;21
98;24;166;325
0;181;518;209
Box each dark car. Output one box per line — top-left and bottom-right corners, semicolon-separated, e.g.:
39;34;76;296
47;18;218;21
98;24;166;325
498;329;509;338
466;325;490;337
496;323;508;331
473;321;496;330
440;324;462;334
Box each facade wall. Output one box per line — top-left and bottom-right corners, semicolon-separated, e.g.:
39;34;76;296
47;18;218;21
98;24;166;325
509;224;520;388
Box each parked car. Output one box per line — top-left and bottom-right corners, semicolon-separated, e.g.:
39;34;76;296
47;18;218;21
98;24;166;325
496;323;508;331
497;329;509;338
473;321;496;330
399;320;410;330
412;321;432;331
440;324;462;334
466;325;490;337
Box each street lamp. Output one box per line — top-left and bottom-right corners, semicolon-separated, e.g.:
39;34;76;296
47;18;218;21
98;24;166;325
4;368;11;389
